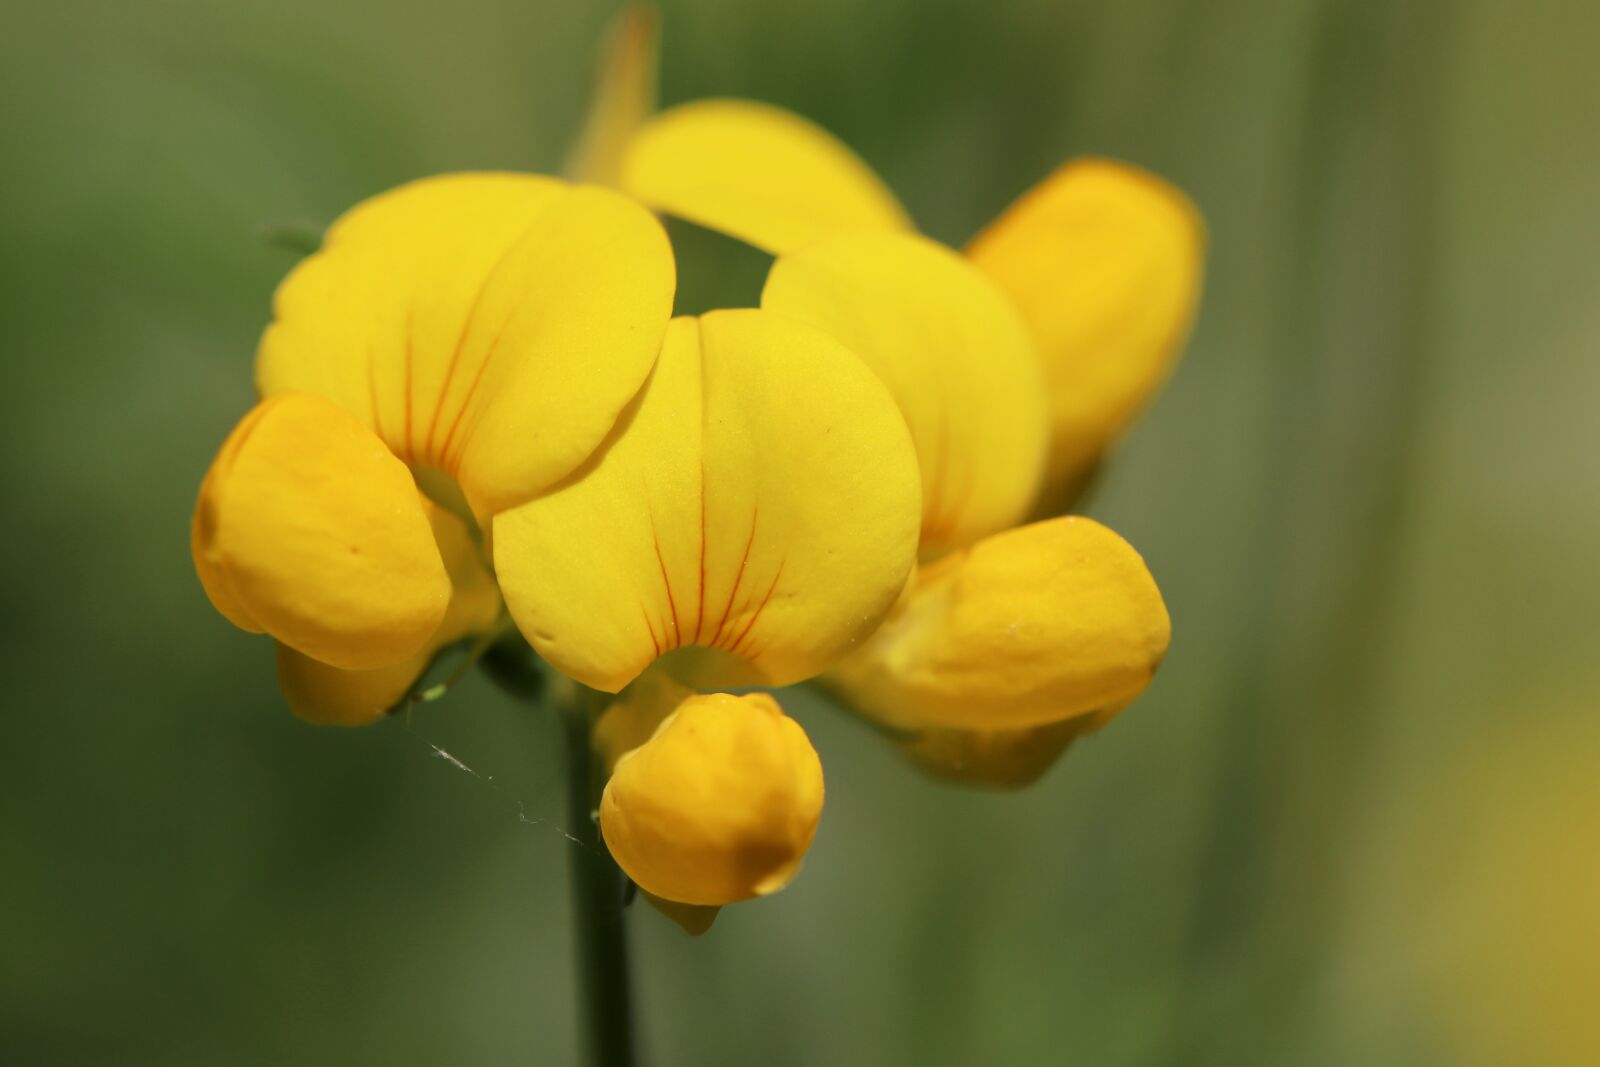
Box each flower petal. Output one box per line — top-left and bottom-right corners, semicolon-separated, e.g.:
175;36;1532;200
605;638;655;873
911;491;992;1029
827;516;1170;731
274;645;428;728
897;710;1118;790
273;502;504;726
563;5;659;184
192;402;271;634
594;674;722;934
192;393;450;671
966;159;1205;511
257;173;675;516
593;669;694;771
620;99;913;254
599;691;824;906
639;890;720;936
763;233;1048;556
494;310;921;693
421;501;506;648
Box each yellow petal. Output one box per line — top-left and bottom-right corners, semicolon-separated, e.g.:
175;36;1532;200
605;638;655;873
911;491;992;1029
563;5;659;185
274;645;427;728
192;402;271;634
192;393;450;671
763;234;1048;556
639;890;720;936
620;99;913;254
827;516;1170;731
966;159;1205;511
494;310;921;693
417;502;506;654
273;504;502;726
898;709;1119;790
593;669;695;771
257;173;675;517
599;691;824;906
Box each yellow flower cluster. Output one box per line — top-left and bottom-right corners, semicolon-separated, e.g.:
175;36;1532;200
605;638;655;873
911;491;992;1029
193;12;1203;928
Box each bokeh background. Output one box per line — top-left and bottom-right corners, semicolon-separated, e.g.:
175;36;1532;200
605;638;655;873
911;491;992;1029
4;0;1597;1063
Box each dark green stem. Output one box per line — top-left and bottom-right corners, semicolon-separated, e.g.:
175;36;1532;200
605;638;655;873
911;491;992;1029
560;693;637;1067
479;638;635;1067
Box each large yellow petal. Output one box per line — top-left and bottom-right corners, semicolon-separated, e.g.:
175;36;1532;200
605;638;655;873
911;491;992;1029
494;310;921;693
966;159;1205;511
192;393;450;671
257;173;675;517
827;516;1170;731
599;691;824;907
763;234;1048;557
620;99;913;254
275;504;503;726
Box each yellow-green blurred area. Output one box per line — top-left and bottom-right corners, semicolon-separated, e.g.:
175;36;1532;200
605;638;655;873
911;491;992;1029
3;0;1597;1063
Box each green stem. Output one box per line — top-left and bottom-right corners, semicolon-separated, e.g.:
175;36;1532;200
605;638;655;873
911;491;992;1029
559;692;637;1067
479;640;636;1067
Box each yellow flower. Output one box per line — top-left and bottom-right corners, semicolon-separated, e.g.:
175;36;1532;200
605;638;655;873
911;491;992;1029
621;99;1205;513
491;305;920;915
195;172;678;723
602;87;1201;786
195;160;922;911
197;9;1203;930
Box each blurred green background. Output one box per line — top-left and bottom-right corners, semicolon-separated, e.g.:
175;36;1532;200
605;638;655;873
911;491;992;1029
4;0;1598;1063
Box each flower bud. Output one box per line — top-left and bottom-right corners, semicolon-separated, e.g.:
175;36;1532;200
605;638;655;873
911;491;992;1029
599;692;823;906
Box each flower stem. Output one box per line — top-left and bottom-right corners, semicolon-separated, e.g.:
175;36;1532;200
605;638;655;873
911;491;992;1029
560;694;637;1067
479;637;636;1066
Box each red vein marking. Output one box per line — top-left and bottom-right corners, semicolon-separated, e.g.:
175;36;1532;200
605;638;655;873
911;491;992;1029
443;381;493;477
710;510;758;649
402;308;417;461
649;511;682;648
690;319;711;644
428;216;547;461
639;603;662;657
692;463;707;644
727;559;785;658
436;318;511;469
425;280;500;458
